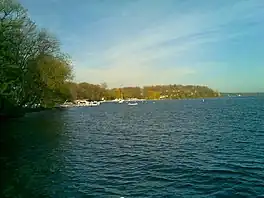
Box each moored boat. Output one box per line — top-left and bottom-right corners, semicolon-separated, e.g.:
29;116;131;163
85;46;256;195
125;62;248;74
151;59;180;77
128;102;138;106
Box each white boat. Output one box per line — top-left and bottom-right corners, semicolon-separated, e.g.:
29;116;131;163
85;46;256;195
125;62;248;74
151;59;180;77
128;102;138;106
77;100;90;106
118;99;124;104
74;100;100;107
90;101;100;106
59;101;75;108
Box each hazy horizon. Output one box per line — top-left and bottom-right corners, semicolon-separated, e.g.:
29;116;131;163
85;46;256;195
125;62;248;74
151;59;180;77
20;0;264;92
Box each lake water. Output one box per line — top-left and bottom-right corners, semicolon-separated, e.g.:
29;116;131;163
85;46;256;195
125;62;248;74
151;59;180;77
1;97;264;197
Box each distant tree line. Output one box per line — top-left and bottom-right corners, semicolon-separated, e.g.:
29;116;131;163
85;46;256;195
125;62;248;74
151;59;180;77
142;85;220;99
65;83;220;101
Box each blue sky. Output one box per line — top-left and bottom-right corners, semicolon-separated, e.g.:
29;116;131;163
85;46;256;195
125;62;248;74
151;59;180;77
20;0;264;92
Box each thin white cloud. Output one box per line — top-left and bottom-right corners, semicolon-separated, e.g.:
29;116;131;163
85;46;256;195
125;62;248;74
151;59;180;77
75;64;196;88
72;0;263;88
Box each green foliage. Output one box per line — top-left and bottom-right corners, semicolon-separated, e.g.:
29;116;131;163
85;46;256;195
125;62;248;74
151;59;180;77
142;84;220;99
0;0;73;114
65;82;108;101
122;87;142;99
63;83;220;101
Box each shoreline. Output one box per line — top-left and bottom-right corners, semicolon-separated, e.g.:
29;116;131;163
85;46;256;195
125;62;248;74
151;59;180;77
0;106;64;121
0;94;259;120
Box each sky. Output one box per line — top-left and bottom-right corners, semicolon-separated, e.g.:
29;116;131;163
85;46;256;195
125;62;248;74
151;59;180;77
19;0;264;92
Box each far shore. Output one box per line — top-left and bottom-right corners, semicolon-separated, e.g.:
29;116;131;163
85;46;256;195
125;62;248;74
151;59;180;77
3;93;263;121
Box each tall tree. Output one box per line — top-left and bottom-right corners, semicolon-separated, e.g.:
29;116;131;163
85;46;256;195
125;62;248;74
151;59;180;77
0;0;74;112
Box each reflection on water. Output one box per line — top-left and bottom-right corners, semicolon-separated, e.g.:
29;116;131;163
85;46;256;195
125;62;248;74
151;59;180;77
0;110;67;197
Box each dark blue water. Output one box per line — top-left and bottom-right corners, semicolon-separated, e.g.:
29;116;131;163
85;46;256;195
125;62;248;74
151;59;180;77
1;97;264;197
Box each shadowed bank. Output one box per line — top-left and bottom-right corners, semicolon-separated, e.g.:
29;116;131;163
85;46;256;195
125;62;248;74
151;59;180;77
0;111;68;197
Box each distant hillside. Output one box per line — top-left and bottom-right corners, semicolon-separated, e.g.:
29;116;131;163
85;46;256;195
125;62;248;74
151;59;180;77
66;83;221;101
139;85;220;100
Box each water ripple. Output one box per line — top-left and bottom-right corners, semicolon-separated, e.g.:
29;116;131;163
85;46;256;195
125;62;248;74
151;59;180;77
1;97;264;197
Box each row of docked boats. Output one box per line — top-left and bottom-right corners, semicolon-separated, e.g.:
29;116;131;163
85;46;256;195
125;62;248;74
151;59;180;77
59;98;146;108
59;100;101;108
111;98;146;106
